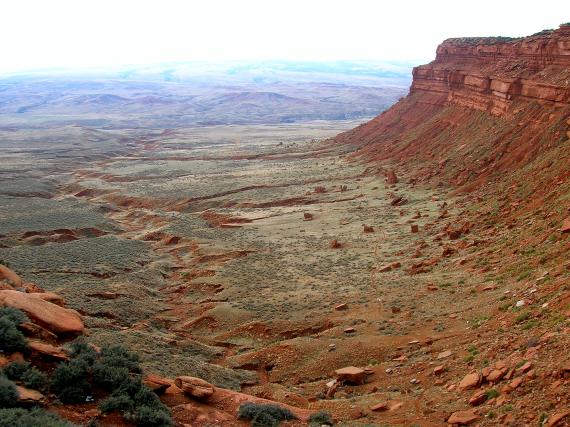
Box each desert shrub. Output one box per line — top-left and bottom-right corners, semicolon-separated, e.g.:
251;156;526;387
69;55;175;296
50;358;91;404
99;393;134;414
22;367;49;392
3;361;30;380
0;376;18;408
0;317;28;354
68;338;98;366
309;410;334;426
0;408;75;427
238;402;297;427
93;345;141;391
0;307;29;325
99;378;172;427
134;405;173;427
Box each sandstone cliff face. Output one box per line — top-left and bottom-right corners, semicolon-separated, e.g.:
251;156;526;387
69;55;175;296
334;25;570;190
411;25;570;115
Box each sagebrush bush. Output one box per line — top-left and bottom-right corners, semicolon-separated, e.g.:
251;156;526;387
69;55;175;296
0;408;75;427
309;410;333;426
21;367;49;392
3;361;30;380
135;405;173;427
0;317;28;354
0;307;29;325
68;338;98;366
0;376;18;408
50;358;91;404
238;402;297;427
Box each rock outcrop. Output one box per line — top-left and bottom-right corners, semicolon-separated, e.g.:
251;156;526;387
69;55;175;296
0;290;84;335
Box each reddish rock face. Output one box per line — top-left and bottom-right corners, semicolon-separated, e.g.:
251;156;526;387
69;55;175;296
174;376;215;400
0;264;22;287
334;366;367;385
0;290;84;335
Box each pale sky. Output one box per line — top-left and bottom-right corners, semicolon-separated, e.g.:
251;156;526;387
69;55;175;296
0;0;567;74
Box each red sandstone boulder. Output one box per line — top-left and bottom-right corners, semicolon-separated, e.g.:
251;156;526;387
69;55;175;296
145;374;172;394
0;290;84;335
334;366;367;385
458;371;482;390
28;340;69;360
447;409;480;425
0;265;22;287
174;376;215;400
560;218;570;233
16;385;46;405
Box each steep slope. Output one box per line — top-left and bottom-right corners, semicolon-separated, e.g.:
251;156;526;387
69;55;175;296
331;24;570;426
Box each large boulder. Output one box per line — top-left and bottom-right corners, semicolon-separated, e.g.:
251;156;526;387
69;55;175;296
0;265;22;287
334;366;367;385
174;376;215;400
0;290;84;335
16;385;46;405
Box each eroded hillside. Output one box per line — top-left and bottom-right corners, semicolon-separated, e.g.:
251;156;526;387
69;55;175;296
0;25;569;427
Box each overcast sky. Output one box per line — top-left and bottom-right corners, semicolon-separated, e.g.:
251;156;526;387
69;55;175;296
0;0;567;73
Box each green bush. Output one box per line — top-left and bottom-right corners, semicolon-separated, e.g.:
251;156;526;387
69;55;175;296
3;361;30;380
135;405;173;427
99;378;172;427
309;410;334;426
3;361;48;392
0;408;76;427
68;338;98;366
0;308;29;325
238;403;298;427
50;359;91;404
0;376;18;408
92;345;142;391
0;317;28;354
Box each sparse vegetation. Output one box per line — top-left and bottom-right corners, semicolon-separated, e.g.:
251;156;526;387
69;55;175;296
238;402;298;426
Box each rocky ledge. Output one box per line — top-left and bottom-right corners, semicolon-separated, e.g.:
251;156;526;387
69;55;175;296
411;24;570;114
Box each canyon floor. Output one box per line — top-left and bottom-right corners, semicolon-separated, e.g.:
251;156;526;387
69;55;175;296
2;118;567;426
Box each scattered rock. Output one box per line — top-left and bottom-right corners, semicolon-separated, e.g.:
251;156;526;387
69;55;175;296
363;224;375;233
174;376;215;400
447;409;480;425
378;264;392;273
437;350;452;359
547;410;570;427
329;239;342;249
370;402;388;411
560;218;570;233
334;303;348;311
433;365;445;375
88;291;119;300
468;389;487;406
334;367;367;385
344;327;356;334
458;371;482;390
487;368;507;383
410;224;419;233
303;212;313;221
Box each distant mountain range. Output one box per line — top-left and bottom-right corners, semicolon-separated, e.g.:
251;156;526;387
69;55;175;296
0;61;415;128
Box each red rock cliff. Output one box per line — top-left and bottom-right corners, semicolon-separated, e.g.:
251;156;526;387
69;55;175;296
334;25;570;189
411;25;570;115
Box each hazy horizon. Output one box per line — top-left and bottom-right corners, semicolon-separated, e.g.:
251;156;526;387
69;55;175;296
1;0;568;75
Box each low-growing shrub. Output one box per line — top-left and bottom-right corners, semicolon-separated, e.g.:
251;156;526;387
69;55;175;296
0;376;18;408
68;338;98;366
50;358;91;404
99;378;172;427
0;317;28;354
0;307;29;325
0;408;75;427
238;402;298;427
21;367;49;392
3;361;30;380
309;410;334;426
